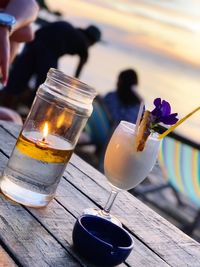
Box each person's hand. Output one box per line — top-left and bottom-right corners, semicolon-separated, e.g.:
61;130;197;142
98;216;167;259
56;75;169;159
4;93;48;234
10;24;34;43
0;24;34;85
0;26;10;85
0;0;39;85
9;41;20;64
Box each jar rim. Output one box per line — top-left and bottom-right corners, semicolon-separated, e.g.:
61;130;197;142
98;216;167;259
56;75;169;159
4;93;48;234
47;68;97;98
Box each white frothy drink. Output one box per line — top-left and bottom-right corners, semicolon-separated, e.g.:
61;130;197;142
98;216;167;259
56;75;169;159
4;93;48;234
104;121;160;190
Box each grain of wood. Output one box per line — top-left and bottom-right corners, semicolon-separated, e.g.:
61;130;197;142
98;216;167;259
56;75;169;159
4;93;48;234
27;198;128;267
0;121;21;137
1;122;200;266
67;155;200;267
0;194;80;267
0;123;169;266
55;179;169;267
0;130;81;267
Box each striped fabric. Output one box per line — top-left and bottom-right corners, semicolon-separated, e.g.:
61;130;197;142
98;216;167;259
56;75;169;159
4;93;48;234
158;136;200;207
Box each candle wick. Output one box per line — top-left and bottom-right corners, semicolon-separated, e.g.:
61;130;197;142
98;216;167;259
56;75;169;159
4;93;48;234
42;137;46;142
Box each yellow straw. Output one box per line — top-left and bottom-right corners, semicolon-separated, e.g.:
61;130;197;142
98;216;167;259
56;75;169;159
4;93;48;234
159;106;200;140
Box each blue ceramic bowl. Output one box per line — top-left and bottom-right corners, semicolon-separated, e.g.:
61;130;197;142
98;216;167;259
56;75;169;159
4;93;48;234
72;215;134;266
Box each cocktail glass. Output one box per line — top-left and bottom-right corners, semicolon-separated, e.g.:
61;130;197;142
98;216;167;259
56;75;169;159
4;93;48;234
84;120;161;225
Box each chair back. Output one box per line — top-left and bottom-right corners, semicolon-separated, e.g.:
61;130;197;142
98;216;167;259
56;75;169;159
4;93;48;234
158;133;200;207
85;96;112;149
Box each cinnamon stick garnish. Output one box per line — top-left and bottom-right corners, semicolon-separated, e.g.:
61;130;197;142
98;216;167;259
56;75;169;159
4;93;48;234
135;110;152;151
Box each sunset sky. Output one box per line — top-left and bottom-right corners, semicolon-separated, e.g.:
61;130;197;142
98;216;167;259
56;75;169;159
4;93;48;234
45;0;200;141
47;0;200;66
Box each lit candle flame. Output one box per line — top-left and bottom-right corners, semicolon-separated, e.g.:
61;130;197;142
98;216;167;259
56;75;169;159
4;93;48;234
42;122;49;141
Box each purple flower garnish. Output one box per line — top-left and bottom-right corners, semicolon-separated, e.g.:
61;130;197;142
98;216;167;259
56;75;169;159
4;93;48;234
151;98;178;126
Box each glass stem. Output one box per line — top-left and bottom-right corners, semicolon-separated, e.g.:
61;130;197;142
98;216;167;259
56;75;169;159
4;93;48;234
103;189;119;215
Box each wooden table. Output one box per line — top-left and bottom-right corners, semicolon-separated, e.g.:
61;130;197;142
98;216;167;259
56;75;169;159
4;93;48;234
0;121;200;267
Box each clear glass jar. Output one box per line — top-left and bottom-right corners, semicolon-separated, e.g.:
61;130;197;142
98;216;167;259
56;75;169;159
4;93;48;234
0;68;96;207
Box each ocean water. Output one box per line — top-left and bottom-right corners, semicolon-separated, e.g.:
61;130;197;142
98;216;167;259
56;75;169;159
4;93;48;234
47;0;200;143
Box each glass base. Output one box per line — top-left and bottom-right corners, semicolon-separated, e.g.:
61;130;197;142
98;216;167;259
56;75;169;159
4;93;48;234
0;176;54;207
83;208;122;227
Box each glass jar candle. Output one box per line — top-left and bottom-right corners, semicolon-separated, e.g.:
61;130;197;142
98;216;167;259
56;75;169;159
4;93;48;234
1;68;96;207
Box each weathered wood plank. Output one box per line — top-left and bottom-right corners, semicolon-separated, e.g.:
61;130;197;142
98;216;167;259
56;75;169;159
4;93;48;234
0;193;80;267
0;123;169;266
67;155;200;267
0;121;21;138
0;245;17;267
0;153;8;175
1;122;200;266
0;139;106;267
56;179;169;267
0;126;18;156
2;122;200;266
27;199;128;267
0;141;81;266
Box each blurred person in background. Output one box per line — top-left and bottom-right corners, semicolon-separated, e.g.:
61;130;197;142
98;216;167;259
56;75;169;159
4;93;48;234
36;0;51;12
77;69;142;170
0;0;39;123
36;0;62;17
103;68;142;126
0;21;101;110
